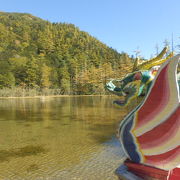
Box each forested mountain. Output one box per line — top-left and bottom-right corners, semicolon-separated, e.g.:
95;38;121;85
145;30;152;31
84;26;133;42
0;12;133;95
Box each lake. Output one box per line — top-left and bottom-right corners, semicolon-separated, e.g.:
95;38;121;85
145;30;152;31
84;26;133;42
0;96;128;180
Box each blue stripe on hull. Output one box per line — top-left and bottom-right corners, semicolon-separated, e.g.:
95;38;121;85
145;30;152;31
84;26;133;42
122;116;141;163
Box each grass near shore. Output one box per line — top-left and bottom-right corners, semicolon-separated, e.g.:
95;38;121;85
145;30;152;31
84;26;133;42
0;87;64;98
0;88;141;111
0;87;110;98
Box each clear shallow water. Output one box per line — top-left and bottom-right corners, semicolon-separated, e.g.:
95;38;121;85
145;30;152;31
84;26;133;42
0;96;128;179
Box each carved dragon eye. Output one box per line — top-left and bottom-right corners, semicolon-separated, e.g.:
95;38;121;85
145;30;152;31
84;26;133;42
134;72;142;80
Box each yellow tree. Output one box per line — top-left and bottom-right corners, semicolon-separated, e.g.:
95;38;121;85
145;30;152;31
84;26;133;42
40;64;52;88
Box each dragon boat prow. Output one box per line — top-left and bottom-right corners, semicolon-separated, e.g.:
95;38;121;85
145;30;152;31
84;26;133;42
115;54;180;180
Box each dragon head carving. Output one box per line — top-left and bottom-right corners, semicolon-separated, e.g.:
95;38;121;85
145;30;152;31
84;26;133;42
106;47;174;106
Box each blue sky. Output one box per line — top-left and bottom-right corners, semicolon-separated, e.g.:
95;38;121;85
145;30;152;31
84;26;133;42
1;0;180;58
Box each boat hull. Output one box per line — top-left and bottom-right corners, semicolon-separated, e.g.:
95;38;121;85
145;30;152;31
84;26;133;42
116;160;180;180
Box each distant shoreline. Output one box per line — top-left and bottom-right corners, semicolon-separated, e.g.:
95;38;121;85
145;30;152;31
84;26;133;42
0;94;112;99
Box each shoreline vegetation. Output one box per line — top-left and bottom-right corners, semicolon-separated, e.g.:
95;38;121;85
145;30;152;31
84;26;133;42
0;87;139;112
0;87;112;98
0;95;111;99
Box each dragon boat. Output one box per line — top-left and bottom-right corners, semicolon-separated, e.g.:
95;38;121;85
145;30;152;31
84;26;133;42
106;48;180;180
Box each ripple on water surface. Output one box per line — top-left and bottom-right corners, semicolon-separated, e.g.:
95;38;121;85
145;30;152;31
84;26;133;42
0;96;128;179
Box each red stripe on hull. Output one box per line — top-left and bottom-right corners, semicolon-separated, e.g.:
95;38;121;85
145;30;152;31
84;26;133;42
125;159;168;179
168;168;180;180
136;64;170;128
137;107;180;149
144;146;180;165
124;160;180;180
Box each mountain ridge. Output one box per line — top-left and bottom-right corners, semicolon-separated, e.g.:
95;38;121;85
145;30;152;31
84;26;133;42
0;12;133;95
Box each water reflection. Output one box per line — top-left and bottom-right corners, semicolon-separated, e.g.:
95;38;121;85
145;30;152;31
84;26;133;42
0;96;127;179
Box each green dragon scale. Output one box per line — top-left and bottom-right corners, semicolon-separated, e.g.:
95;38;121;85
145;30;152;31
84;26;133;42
106;47;180;106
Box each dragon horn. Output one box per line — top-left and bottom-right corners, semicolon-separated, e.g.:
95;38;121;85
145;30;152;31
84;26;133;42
148;51;174;68
135;47;168;71
149;46;168;61
140;51;174;70
132;57;140;71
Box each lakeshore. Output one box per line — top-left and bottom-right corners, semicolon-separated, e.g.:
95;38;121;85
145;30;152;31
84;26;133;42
0;94;112;99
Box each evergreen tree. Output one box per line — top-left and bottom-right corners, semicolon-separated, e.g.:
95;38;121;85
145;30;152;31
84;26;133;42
24;57;39;88
0;12;134;95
